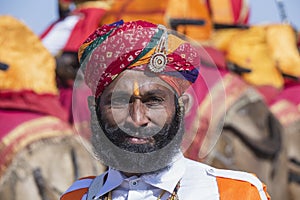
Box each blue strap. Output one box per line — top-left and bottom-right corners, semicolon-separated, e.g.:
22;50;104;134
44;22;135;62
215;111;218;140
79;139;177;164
62;178;95;195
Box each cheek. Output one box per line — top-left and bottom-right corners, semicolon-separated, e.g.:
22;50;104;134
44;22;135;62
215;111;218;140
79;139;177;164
106;107;133;126
100;107;128;126
148;106;175;126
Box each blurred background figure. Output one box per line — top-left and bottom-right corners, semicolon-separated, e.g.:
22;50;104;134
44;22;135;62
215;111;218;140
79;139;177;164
57;0;73;19
207;0;250;27
100;0;168;26
270;82;300;200
206;1;300;200
0;15;104;200
99;0;212;43
182;52;288;200
204;1;300;200
40;0;112;125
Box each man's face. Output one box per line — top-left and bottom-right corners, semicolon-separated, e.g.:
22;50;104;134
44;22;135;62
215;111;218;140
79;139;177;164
96;70;181;153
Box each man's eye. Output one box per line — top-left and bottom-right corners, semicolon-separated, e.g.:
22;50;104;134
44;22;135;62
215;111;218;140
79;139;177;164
144;97;164;106
111;97;129;106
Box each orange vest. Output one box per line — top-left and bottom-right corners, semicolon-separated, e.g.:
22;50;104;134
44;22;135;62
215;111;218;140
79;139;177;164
61;174;270;200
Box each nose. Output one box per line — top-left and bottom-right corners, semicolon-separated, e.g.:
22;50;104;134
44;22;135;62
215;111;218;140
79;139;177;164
127;99;149;127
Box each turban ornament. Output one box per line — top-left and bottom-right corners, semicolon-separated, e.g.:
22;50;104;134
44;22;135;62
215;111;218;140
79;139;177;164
148;25;168;73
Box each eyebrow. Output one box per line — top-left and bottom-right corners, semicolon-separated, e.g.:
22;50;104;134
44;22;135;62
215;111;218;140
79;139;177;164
106;91;130;99
142;89;169;97
106;89;170;98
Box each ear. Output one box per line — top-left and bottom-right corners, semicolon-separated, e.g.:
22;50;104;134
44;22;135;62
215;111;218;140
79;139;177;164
179;93;193;115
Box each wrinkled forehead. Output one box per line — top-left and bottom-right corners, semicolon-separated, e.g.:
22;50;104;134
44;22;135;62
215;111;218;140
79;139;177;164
100;70;175;96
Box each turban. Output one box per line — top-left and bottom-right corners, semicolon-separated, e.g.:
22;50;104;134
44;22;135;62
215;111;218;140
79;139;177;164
78;20;200;98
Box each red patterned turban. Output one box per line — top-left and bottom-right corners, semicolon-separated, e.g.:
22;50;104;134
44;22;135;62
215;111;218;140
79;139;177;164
78;20;200;98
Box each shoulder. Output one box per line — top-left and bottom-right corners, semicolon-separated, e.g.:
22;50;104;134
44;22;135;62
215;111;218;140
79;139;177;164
60;172;107;200
207;167;270;200
183;158;270;200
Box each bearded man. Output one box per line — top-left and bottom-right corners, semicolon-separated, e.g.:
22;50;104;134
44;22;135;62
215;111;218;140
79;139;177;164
61;20;270;200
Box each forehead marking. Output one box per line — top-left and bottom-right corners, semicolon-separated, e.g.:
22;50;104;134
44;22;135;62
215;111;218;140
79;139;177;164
133;80;140;96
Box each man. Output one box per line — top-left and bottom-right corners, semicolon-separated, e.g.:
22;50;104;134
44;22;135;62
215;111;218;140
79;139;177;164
61;20;270;199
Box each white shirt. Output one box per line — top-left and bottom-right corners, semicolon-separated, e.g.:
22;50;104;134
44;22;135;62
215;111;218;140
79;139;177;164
93;153;220;200
62;152;268;200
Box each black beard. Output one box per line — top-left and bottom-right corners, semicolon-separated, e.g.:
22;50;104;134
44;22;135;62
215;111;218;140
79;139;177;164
100;110;180;153
90;96;185;173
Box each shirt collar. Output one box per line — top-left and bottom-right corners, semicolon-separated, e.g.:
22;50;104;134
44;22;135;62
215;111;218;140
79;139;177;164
141;152;185;193
95;168;124;197
95;152;186;196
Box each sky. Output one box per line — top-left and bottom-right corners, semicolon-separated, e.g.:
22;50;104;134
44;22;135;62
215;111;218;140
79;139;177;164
0;0;299;36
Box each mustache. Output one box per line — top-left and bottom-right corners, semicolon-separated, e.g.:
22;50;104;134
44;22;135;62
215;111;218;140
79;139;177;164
102;122;174;153
104;123;171;144
105;123;166;139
